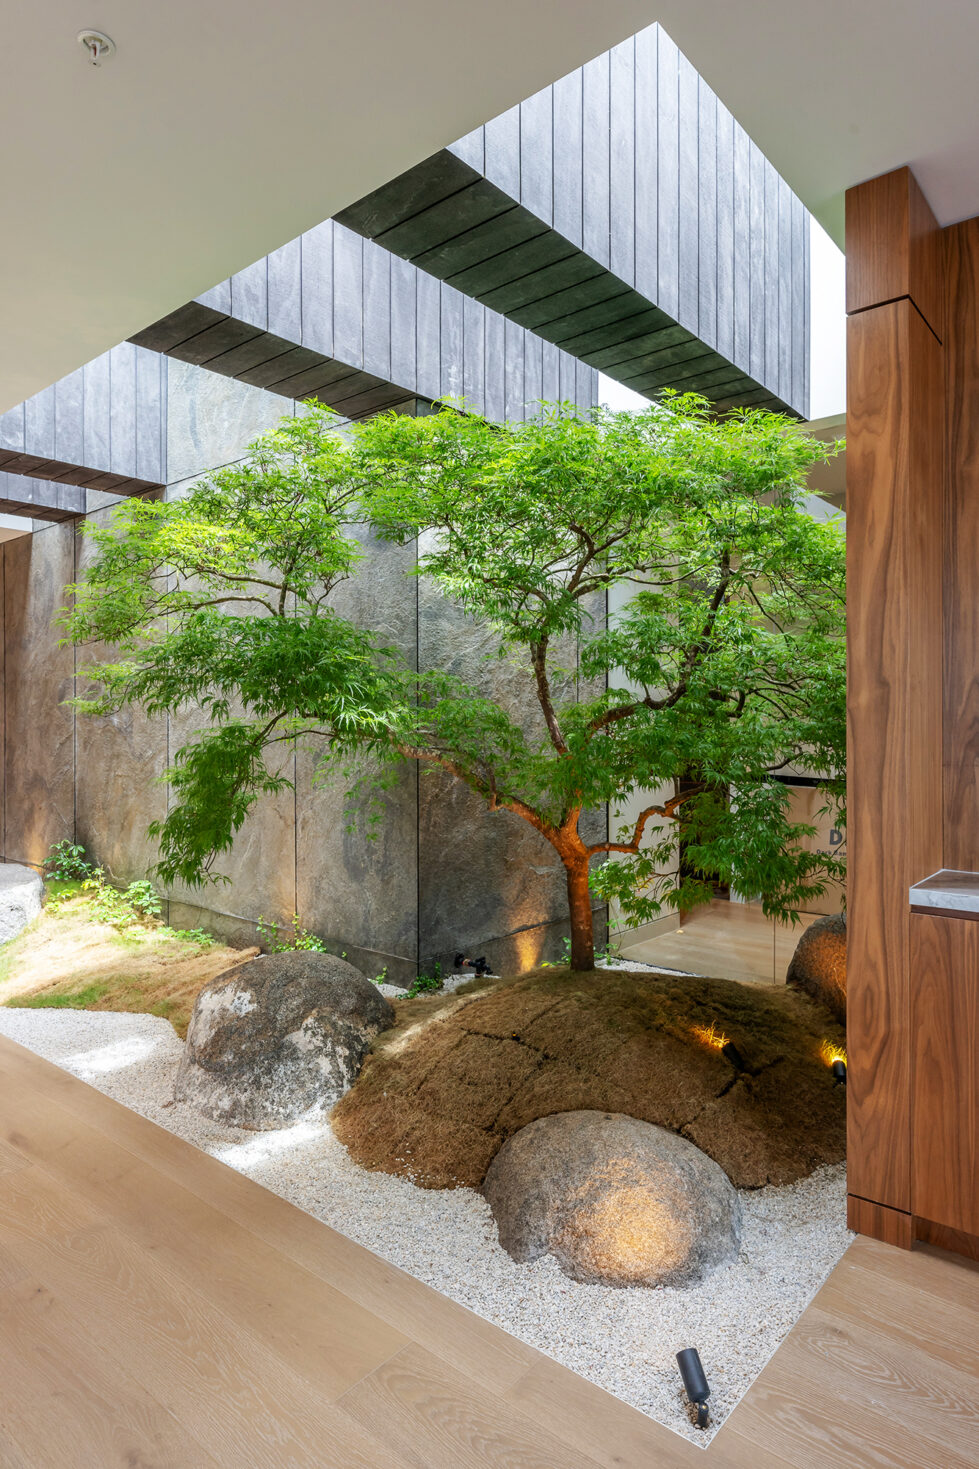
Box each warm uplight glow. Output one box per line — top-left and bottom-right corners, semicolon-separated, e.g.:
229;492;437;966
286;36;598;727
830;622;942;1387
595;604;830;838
819;1039;847;1068
692;1021;729;1051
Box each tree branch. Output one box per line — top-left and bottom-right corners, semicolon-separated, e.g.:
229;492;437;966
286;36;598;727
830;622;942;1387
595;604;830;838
586;788;699;855
531;638;567;754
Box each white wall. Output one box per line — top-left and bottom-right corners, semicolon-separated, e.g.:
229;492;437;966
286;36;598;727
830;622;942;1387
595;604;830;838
599;375;650;413
603;216;846;424
809;217;846;420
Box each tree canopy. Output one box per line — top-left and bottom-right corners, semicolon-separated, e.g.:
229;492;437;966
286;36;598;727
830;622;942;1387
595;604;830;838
63;396;845;970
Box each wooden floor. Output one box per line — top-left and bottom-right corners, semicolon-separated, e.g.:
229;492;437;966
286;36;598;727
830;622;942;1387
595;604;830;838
621;898;828;986
0;1033;977;1468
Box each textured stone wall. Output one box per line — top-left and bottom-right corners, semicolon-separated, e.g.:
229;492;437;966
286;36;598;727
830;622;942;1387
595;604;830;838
1;360;606;979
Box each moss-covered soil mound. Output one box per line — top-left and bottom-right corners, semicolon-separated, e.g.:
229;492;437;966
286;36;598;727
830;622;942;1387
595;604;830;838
331;967;847;1190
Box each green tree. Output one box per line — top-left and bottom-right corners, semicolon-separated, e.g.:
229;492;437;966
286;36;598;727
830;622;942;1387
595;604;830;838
63;398;844;973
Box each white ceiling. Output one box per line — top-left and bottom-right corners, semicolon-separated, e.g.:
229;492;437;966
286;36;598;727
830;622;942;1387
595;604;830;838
0;0;653;411
5;2;978;413
653;1;979;247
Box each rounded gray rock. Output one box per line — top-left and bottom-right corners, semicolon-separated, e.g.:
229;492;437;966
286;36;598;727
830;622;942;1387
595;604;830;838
786;913;846;1023
483;1110;742;1288
175;950;394;1129
0;863;43;944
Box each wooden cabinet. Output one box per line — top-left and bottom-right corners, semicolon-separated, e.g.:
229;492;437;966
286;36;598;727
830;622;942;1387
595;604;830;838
910;913;979;1237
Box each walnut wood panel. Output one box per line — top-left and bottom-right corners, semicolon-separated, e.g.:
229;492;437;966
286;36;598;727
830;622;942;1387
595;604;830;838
845;167;944;339
910;914;979;1236
846;1195;913;1250
943;218;979;867
846;297;944;1214
914;1217;979;1261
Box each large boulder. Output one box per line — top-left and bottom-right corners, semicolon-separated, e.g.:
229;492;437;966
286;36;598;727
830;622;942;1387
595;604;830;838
0;864;43;943
786;914;846;1023
483;1110;742;1288
175;951;393;1129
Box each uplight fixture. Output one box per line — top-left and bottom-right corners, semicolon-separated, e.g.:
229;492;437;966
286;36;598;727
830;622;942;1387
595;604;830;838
721;1040;746;1072
676;1347;711;1429
454;952;491;976
831;1058;847;1087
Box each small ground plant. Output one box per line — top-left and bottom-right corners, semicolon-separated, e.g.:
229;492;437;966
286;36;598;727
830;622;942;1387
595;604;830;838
0;847;241;1035
41;844;214;947
256;914;328;953
406;961;443;998
43;840;92;882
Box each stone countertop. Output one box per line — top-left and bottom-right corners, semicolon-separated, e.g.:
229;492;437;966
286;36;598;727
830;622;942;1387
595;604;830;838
909;869;979;915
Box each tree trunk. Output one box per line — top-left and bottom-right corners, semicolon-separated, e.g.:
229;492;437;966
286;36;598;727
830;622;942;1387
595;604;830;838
564;853;595;970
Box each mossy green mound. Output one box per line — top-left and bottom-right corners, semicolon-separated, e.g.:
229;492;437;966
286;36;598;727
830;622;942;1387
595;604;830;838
331;967;846;1189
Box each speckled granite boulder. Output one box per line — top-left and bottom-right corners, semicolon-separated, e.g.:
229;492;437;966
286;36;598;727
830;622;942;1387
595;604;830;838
483;1110;742;1288
175;951;393;1129
0;864;43;944
786;914;846;1023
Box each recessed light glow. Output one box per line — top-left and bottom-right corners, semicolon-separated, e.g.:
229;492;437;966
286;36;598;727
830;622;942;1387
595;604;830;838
692;1021;728;1051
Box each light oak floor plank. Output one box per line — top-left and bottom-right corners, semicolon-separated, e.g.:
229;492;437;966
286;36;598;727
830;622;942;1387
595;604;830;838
0;1264;223;1469
0;1069;410;1403
0;1033;539;1396
340;1344;604;1469
0;1167;407;1469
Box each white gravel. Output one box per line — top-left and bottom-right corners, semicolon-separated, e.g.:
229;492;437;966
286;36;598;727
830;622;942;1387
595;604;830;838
0;1007;851;1445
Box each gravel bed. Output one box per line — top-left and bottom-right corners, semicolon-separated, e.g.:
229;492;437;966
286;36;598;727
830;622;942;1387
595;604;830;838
0;1007;851;1444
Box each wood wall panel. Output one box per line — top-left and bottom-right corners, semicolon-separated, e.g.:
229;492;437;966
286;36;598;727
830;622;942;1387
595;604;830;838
846;167;944;339
913;1217;979;1260
845;1195;913;1250
846;298;944;1213
910;915;979;1236
944;218;979;867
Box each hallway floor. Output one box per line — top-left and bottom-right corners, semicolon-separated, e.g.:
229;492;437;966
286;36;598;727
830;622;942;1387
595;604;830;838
621;898;829;986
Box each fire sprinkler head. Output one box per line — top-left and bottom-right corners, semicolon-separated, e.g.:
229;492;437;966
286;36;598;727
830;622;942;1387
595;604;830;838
77;30;115;66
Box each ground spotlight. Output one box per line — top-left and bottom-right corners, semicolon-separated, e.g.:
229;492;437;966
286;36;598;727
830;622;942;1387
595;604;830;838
454;952;492;976
831;1058;847;1087
721;1040;746;1072
676;1347;710;1429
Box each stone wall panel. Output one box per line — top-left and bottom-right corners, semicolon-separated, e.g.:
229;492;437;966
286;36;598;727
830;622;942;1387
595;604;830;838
166;358;294;483
3;525;75;866
73;512;169;884
296;525;419;981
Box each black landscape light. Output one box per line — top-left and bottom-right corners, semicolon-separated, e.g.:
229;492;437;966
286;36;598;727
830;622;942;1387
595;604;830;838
831;1058;847;1087
454;952;492;976
676;1347;711;1429
721;1040;746;1073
